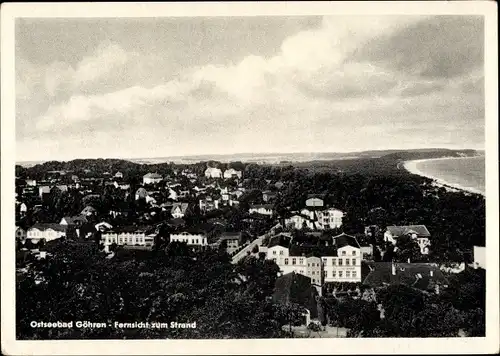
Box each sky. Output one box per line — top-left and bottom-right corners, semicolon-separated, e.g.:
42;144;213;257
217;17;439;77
15;15;485;162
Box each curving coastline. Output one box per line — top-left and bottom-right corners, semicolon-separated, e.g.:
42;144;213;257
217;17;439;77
404;157;485;196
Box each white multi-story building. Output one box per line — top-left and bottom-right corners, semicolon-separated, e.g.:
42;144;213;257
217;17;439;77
285;208;344;230
26;224;68;243
249;204;274;217
266;233;362;284
170;231;208;246
223;168;242;179
204;167;222;179
102;227;155;251
143;173;163;185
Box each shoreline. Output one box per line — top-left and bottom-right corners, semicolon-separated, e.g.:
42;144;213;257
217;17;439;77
403;157;485;196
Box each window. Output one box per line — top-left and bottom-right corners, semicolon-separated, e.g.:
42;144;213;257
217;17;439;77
352;251;356;256
273;250;276;255
342;251;346;256
279;250;284;255
332;271;336;277
284;258;289;265
299;258;304;265
352;259;356;266
339;271;343;277
312;271;315;275
308;263;310;267
292;258;296;265
338;259;343;266
322;258;327;265
352;271;357;278
272;258;276;263
346;259;350;266
332;259;336;266
346;271;351;278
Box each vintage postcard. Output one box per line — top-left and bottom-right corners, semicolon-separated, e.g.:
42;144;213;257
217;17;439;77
1;1;498;355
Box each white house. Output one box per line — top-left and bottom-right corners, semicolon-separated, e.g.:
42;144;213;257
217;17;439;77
19;203;28;214
95;222;113;232
143;173;163;185
204;167;222;179
26;224;68;243
199;197;220;212
384;225;431;255
285;208;344;230
114;172;123;179
265;246;323;286
102;227;155;251
170;231;208;246
323;234;362;283
223;168;242;179
285;214;315;230
249;204;273;217
171;203;189;218
305;196;324;207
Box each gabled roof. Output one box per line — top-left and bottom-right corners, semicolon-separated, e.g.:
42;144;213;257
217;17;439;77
334;233;361;249
386;225;431;237
362;262;447;290
171;202;189;214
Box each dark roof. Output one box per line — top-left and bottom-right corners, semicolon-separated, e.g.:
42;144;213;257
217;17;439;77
307;193;326;199
249;204;273;210
289;244;339;257
167;218;186;227
334;233;360;248
268;233;292;248
362;262;448;290
386;225;430;237
107;225;156;234
272;272;318;318
29;223;68;232
218;231;243;240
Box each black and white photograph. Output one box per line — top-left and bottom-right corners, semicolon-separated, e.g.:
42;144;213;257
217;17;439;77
1;1;498;355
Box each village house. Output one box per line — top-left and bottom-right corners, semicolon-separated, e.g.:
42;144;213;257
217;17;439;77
285;207;344;230
95;221;113;232
171;202;189;219
266;233;363;285
305;194;326;207
204;167;222;179
170;230;208;247
322;233;362;283
216;231;244;255
384;225;431;254
19;202;28;214
26;224;68;243
223;168;242;179
199;196;220;212
25;179;37;186
143;173;163;185
248;204;274;217
114;172;123;179
113;181;130;190
101;226;156;251
60;215;88;227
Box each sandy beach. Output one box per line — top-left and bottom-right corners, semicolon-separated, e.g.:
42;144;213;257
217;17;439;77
403;157;485;196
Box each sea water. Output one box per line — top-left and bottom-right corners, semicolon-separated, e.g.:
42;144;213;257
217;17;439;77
415;156;485;195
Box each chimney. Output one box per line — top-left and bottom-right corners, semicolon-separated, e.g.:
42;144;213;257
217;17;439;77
391;262;396;276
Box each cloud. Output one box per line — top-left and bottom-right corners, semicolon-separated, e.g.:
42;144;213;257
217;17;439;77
16;16;485;161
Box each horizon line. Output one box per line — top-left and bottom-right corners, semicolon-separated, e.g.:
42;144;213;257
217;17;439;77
16;146;484;164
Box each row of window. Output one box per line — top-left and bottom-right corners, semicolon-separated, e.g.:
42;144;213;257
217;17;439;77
172;238;205;245
325;270;357;278
280;257;357;266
